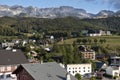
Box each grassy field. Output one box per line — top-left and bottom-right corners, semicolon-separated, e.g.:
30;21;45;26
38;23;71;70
57;35;120;46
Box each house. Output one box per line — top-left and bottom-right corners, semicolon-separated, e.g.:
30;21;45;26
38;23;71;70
110;56;120;66
67;64;92;76
27;51;39;63
106;66;120;77
2;42;15;48
0;49;28;80
105;56;120;77
96;61;107;71
81;30;111;37
13;62;77;80
81;51;95;60
96;54;107;61
87;30;102;36
79;45;95;60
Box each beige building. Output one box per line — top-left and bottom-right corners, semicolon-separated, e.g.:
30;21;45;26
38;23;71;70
81;51;95;60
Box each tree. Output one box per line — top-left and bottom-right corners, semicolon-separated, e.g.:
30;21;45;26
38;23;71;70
94;39;98;44
103;39;106;43
76;39;82;44
90;77;96;80
88;38;92;44
99;39;104;44
75;73;82;80
82;39;87;44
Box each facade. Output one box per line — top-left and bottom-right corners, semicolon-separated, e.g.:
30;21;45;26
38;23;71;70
110;56;120;66
0;49;28;80
106;66;120;77
0;65;17;80
105;56;120;77
88;33;101;37
81;51;95;60
81;30;111;37
13;62;77;80
2;42;14;48
67;64;92;76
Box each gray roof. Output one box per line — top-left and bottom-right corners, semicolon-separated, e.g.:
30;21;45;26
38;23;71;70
21;62;77;80
0;49;28;65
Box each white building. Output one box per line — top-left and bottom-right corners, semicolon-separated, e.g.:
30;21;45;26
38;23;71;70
106;66;120;77
110;56;120;66
67;64;92;76
106;56;120;77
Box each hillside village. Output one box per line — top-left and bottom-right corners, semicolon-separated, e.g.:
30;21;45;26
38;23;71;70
0;29;120;80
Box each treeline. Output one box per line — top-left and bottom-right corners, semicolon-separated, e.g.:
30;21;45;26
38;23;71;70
0;16;120;36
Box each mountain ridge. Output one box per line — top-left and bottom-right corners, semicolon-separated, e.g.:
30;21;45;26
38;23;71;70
0;5;119;18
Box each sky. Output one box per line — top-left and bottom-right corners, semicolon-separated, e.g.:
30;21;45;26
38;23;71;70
0;0;120;14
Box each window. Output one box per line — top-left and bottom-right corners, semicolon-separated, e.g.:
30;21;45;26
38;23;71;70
88;67;90;69
0;75;4;79
83;67;85;69
0;67;5;72
69;68;71;70
84;70;85;72
6;74;11;78
7;66;11;71
88;70;90;72
73;71;74;74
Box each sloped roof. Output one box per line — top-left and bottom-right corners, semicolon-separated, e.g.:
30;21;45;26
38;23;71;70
96;62;105;69
0;49;28;65
19;62;76;80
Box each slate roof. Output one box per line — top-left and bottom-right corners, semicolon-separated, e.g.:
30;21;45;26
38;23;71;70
0;49;28;65
15;62;77;80
96;62;105;70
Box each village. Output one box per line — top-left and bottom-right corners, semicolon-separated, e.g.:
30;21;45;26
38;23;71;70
0;29;120;80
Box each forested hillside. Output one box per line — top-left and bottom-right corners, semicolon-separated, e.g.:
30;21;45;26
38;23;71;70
0;17;120;36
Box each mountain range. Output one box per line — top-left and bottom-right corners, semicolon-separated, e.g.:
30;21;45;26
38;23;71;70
0;5;120;18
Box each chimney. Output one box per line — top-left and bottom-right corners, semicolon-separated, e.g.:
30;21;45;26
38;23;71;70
66;72;71;80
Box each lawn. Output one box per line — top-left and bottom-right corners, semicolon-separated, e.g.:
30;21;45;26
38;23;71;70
57;35;120;46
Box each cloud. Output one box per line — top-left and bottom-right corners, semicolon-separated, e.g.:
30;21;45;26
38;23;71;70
85;0;120;9
108;0;120;9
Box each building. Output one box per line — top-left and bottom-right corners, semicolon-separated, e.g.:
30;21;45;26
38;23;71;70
81;51;95;60
106;66;120;77
2;42;15;48
81;30;111;37
13;62;77;80
0;49;28;80
110;56;120;66
87;30;102;37
106;56;120;77
96;61;107;71
67;64;92;76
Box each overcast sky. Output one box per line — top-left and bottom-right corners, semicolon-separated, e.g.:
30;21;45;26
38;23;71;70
0;0;120;14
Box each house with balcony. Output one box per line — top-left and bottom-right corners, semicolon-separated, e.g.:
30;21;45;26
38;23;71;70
0;49;28;80
79;45;95;60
